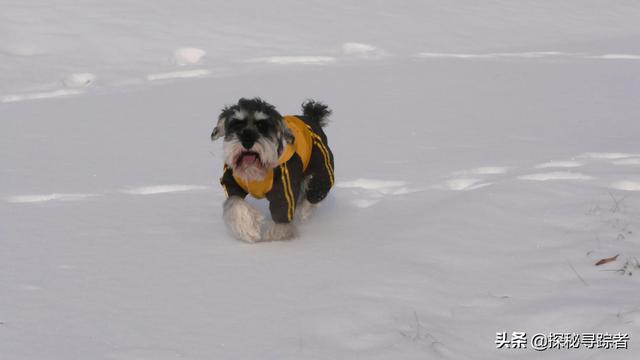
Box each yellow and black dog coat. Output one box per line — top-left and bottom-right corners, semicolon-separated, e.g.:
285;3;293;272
220;115;334;223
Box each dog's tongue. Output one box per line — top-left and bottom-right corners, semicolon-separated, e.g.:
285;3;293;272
241;153;257;166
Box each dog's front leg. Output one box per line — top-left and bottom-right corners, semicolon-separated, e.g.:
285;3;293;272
265;222;296;241
297;199;317;222
223;196;264;243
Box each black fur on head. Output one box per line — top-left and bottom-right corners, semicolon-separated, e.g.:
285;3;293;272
211;98;294;145
212;98;296;180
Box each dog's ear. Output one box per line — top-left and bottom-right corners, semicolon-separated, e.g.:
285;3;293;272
277;117;294;144
283;126;295;144
210;117;225;141
211;106;233;141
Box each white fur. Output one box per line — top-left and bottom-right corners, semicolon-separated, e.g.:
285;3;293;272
255;137;279;169
297;199;317;222
265;222;296;241
254;111;269;120
223;136;280;181
223;137;242;168
232;109;247;120
223;196;264;242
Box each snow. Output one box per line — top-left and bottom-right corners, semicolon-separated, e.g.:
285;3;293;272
613;158;640;166
2;89;84;103
455;166;510;175
62;73;96;89
173;48;206;66
518;172;594;181
342;42;385;58
611;181;640;192
121;185;209;196
246;56;337;65
535;161;585;169
417;51;569;59
1;1;640;359
6;193;99;204
592;54;640;60
580;152;640;160
417;51;640;61
147;69;211;81
442;178;492;191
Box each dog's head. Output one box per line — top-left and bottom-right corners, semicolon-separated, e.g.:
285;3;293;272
211;98;294;181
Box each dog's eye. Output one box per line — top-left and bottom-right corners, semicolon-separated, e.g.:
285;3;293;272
228;119;243;130
256;121;270;133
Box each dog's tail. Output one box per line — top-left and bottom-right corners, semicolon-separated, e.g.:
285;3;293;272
302;99;332;127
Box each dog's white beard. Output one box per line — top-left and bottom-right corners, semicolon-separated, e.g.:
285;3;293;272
224;137;280;181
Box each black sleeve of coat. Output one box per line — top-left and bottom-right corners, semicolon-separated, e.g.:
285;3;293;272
220;165;248;199
267;155;303;223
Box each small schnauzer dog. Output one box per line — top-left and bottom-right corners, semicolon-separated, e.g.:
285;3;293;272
211;98;334;242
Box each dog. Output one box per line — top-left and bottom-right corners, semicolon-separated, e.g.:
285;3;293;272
211;98;334;242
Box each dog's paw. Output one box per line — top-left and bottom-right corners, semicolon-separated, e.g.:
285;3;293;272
297;199;317;222
223;196;264;243
264;222;296;241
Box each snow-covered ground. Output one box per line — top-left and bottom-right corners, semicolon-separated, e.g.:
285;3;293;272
1;1;640;359
3;0;640;101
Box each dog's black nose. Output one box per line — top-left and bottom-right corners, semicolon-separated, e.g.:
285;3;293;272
240;129;257;149
241;140;255;149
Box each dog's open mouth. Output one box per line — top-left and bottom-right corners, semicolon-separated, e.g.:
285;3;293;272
236;151;262;167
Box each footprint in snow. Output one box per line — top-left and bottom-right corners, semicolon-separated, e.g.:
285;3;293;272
341;42;387;58
1;89;84;103
440;166;509;191
461;166;509;175
335;178;420;208
534;160;584;169
245;56;336;65
581;152;640;167
6;185;211;205
578;152;640;160
518;172;593;181
590;54;640;60
527;152;640;190
121;184;208;195
442;178;492;191
2;72;97;103
610;181;640;191
62;73;96;88
147;69;211;81
416;51;568;60
6;193;99;203
173;47;206;66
